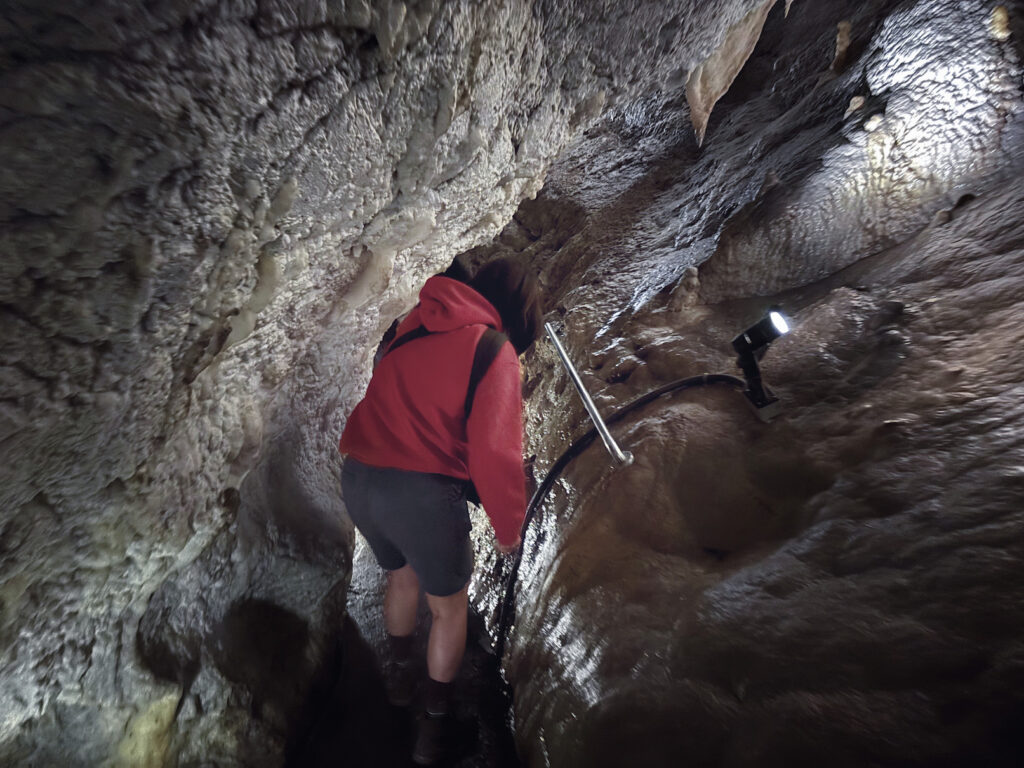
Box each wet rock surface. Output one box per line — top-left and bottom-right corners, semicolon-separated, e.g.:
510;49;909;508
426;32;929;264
3;0;775;762
2;0;1023;765
464;1;1024;765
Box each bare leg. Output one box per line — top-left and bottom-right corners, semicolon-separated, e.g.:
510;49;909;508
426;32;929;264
384;564;420;637
412;585;467;763
424;585;469;683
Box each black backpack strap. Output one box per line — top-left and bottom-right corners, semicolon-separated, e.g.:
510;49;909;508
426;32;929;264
385;325;432;356
464;328;509;418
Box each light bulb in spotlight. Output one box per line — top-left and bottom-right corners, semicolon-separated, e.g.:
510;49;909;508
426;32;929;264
770;311;789;335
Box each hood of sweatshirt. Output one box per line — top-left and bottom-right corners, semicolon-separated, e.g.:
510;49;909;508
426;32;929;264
415;275;503;333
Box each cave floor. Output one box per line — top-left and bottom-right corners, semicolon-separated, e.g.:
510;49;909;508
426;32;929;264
290;538;521;768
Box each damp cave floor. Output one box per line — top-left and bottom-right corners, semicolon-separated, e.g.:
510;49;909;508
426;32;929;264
289;538;522;768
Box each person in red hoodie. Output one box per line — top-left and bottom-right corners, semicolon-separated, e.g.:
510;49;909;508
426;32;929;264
339;257;542;764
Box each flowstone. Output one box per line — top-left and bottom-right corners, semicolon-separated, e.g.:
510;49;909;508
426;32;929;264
1;0;778;764
466;1;1024;764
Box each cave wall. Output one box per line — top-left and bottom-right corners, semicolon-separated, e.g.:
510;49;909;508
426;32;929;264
3;0;1023;765
462;0;1024;765
0;0;781;764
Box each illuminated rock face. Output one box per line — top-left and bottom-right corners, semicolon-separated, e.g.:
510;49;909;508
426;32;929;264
2;0;1022;766
0;0;777;764
466;1;1024;765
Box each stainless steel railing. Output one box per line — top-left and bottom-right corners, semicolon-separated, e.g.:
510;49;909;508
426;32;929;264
544;322;633;467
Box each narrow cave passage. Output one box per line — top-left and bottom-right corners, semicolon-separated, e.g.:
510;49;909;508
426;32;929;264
2;1;1024;767
291;537;521;768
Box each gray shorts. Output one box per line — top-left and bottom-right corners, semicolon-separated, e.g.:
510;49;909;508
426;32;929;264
341;457;473;597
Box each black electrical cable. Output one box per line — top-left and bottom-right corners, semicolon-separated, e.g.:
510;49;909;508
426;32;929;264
493;373;746;659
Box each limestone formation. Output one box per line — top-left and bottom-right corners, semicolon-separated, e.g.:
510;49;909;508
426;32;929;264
466;1;1024;765
686;0;779;146
0;0;779;764
697;0;1024;302
2;0;1023;766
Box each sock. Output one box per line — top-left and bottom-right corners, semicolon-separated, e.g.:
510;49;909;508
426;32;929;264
423;677;452;717
389;633;414;666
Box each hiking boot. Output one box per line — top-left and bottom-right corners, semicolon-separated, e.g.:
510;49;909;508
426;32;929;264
384;660;417;707
412;712;447;765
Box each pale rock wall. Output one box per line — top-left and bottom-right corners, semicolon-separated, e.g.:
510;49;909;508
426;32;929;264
0;0;774;764
686;0;778;146
698;0;1024;301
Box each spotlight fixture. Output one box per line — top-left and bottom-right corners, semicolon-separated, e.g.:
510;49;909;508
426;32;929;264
732;308;791;419
732;310;789;358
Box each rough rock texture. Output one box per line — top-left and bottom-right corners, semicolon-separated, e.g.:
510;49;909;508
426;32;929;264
0;0;778;765
465;0;1024;765
4;0;1024;765
686;0;777;145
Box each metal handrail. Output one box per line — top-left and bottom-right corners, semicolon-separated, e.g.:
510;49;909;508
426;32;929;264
544;322;633;467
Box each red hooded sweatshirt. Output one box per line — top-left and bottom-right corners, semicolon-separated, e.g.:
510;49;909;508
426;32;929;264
339;276;526;547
